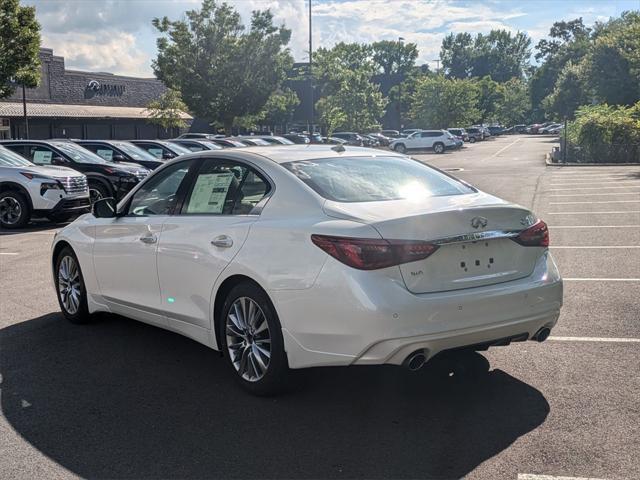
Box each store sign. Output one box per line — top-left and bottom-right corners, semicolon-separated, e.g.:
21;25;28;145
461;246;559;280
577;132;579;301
85;80;126;97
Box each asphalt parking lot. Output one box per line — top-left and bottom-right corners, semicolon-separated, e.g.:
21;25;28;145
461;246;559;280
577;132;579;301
1;136;639;480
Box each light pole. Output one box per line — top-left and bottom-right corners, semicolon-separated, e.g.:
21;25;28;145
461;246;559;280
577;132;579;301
432;59;440;74
398;37;404;130
21;83;29;139
308;0;314;138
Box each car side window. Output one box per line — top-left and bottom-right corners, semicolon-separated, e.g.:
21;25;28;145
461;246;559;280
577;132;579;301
181;160;271;215
127;160;193;216
28;146;56;165
82;144;115;161
138;144;165;159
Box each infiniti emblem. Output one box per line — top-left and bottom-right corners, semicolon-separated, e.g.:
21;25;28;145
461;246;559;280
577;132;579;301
470;216;488;229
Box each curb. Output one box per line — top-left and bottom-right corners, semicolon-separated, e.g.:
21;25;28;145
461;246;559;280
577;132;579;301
545;153;640;167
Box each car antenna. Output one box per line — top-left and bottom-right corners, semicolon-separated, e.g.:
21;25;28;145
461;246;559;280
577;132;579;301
331;143;345;153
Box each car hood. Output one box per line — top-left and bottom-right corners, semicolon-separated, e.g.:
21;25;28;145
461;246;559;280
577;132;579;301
110;162;149;173
14;164;85;179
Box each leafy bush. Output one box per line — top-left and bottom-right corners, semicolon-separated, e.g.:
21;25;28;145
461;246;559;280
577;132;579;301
565;102;640;163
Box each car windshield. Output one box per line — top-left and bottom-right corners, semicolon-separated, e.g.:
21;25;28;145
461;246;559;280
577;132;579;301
113;142;158;161
161;142;191;154
52;142;109;164
282;156;474;203
0;146;34;167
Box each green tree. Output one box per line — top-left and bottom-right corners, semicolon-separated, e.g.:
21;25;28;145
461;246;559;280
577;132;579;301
152;0;293;134
410;75;479;128
313;42;375;99
0;0;41;99
584;11;640;106
371;40;418;75
259;87;300;130
494;78;530;125
474;76;502;123
145;88;190;130
316;69;387;132
542;62;589;120
440;30;531;82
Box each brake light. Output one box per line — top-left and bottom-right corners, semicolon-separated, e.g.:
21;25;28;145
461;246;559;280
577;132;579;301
512;219;549;247
311;234;439;270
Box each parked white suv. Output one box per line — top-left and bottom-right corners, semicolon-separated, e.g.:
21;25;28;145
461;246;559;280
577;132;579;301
390;130;457;154
0;145;90;228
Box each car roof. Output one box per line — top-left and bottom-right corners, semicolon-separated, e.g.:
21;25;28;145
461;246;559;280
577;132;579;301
217;145;403;165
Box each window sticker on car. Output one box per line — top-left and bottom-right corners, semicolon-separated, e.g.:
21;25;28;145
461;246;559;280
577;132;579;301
148;148;163;158
96;149;113;161
186;172;234;214
32;150;53;164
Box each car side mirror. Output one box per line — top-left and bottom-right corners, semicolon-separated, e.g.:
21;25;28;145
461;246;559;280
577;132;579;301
163;152;175;160
51;155;68;165
93;197;117;218
112;154;126;162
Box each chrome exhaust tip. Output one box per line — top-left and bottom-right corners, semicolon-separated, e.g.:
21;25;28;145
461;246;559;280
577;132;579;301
404;351;427;371
533;327;551;343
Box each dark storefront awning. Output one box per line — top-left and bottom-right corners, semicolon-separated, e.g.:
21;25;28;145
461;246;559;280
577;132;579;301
0;102;192;120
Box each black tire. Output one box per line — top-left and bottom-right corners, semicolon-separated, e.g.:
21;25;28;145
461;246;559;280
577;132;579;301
54;247;90;324
88;181;111;205
469;137;476;143
393;143;407;154
0;190;30;229
220;281;289;396
433;142;445;154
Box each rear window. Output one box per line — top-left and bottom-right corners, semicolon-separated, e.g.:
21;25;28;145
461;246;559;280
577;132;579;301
282;156;474;203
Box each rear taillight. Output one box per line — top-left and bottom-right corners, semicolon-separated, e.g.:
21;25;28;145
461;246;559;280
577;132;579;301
512;219;549;247
311;234;439;270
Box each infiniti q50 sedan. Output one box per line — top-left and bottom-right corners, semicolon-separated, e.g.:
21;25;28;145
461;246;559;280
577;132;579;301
51;146;563;395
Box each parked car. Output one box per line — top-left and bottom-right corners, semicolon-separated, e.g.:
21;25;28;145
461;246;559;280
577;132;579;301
168;139;224;152
236;135;294;145
207;138;247;148
465;127;484;143
51;145;562;395
545;125;564;135
0;145;90;228
177;133;225;140
232;137;272;147
332;132;365;146
366;132;391;146
380;129;401;139
447;128;469;142
390;130;457;154
539;124;562;134
401;129;422;137
361;134;381;147
282;133;311;145
487;126;504;136
129;140;192;160
1;140;150;203
74;140;162;170
322;136;348;145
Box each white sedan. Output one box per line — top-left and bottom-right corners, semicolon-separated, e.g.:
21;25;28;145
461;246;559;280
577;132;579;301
51;146;563;395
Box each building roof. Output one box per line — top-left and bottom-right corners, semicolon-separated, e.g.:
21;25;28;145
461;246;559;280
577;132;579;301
0;102;192;120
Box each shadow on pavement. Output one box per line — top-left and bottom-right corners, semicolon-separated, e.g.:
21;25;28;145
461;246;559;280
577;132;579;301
0;221;61;236
1;313;550;479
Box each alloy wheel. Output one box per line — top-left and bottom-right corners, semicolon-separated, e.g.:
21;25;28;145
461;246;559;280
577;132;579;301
0;196;22;225
225;296;271;382
434;143;444;154
58;255;81;315
89;188;103;205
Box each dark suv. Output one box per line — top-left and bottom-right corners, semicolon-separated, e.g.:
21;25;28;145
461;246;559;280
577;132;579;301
331;132;365;146
0;140;150;203
129;140;192;160
74;140;163;170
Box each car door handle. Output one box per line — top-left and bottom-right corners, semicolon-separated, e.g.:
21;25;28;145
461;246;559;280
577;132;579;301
211;235;233;248
139;233;157;244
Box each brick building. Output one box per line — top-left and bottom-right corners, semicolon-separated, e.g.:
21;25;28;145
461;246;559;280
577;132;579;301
0;48;191;140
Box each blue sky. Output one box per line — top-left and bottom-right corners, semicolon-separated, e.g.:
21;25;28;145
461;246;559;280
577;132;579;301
25;0;638;77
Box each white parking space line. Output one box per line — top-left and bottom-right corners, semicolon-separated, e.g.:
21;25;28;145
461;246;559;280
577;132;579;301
548;225;640;228
489;138;521;158
549;336;640;343
546;211;640;215
550;181;640;186
550;192;640;197
550;200;640;204
0;252;19;256
563;278;640;281
549;186;640;191
518;474;607;480
551;246;640;249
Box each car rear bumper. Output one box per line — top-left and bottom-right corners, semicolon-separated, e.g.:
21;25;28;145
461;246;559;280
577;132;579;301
274;252;562;369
